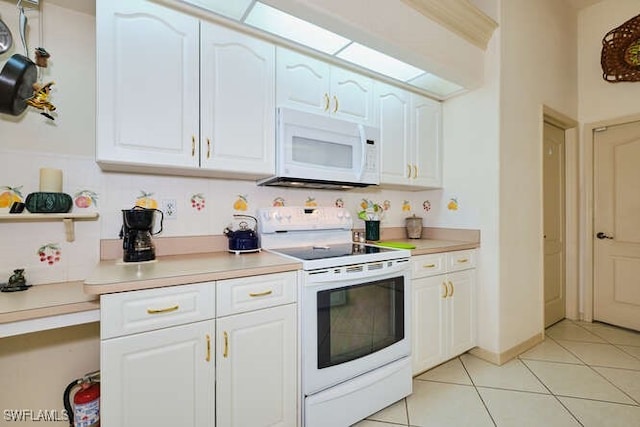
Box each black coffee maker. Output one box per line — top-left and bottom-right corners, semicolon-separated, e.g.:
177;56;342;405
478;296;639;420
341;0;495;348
120;207;164;262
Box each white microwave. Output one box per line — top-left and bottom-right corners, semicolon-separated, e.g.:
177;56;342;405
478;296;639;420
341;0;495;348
258;108;380;189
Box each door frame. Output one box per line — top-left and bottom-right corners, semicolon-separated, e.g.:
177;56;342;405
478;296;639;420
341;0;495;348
542;106;579;322
582;112;640;323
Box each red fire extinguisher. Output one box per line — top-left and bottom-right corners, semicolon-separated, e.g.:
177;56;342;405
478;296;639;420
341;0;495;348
63;370;100;427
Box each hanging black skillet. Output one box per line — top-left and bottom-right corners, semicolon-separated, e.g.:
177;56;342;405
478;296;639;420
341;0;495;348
0;3;36;116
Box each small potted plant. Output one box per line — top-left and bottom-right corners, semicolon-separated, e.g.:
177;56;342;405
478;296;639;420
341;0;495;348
358;199;385;241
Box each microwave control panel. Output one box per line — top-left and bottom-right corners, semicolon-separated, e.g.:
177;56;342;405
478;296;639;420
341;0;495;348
365;139;377;172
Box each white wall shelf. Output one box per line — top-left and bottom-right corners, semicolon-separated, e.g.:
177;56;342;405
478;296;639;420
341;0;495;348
0;212;99;242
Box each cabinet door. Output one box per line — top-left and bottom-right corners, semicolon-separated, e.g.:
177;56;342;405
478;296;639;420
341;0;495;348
96;0;200;168
376;83;411;187
330;67;374;124
411;94;443;188
101;320;215;427
216;304;297;427
276;48;331;114
447;270;476;357
412;275;447;375
200;22;275;177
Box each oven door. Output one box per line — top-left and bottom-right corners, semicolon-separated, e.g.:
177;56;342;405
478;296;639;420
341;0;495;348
301;261;411;395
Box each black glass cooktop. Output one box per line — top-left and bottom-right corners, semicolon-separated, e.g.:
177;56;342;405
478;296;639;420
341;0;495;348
271;243;395;261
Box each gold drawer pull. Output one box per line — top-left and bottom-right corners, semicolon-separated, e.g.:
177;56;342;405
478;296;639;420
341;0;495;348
191;136;196;157
413;164;418;178
333;95;339;113
448;281;454;297
146;304;179;315
457;259;469;263
441;282;447;298
323;93;330;111
207;138;211;159
407;164;412;178
249;290;273;297
423;263;436;268
223;331;229;358
206;334;211;362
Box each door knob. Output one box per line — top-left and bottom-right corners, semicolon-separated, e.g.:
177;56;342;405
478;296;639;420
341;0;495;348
596;232;614;240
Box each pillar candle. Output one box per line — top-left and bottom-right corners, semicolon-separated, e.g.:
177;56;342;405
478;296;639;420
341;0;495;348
39;168;63;193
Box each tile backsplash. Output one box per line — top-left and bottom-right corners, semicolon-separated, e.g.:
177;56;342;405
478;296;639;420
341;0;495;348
0;150;445;285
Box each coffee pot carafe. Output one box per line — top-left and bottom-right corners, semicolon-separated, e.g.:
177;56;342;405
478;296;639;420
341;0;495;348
120;207;164;262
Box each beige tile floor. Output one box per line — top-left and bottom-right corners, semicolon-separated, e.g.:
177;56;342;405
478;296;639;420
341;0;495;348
353;319;640;426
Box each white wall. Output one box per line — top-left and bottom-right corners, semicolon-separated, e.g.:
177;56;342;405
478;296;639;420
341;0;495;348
579;0;640;123
499;0;578;351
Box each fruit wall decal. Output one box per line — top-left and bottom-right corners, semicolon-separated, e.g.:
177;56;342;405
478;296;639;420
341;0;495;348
38;243;61;265
305;197;317;207
447;198;459;211
335;198;344;208
402;201;411;212
383;200;391;211
135;191;158;209
73;190;98;208
0;185;23;209
191;193;206;211
273;197;285;207
233;195;248;211
422;200;431;212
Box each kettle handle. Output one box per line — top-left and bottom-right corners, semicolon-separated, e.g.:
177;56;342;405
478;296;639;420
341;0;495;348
233;214;257;230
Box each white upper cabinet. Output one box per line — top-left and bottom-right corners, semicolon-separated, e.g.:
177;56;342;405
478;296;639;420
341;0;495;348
376;81;443;190
276;47;374;125
96;0;200;168
96;0;276;179
200;22;275;176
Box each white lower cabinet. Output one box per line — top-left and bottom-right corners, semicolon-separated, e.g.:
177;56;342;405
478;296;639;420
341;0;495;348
216;304;297;427
100;272;298;427
412;250;477;375
101;319;215;427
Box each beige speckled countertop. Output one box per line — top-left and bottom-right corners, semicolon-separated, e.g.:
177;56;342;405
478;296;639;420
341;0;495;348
2;228;480;329
83;250;302;295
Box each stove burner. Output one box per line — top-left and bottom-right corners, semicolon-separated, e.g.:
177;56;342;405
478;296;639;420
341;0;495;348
269;243;394;261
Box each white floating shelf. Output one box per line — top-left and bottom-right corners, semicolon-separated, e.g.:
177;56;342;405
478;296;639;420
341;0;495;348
0;212;99;242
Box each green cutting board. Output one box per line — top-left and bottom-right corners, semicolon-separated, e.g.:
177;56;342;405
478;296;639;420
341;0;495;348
375;241;417;249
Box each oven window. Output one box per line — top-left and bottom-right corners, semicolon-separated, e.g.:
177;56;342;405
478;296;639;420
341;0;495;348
317;276;404;369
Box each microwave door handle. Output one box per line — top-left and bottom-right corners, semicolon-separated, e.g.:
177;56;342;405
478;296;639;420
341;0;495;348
358;124;366;180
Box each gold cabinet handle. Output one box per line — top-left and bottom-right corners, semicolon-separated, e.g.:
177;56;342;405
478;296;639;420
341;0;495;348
323;93;330;111
441;282;447;298
333;95;339;113
146;304;179;315
249;290;273;297
207;138;211;159
447;281;454;297
407;164;412;178
206;334;211;362
457;258;469;264
423;263;436;268
191;135;196;157
413;164;418;178
223;331;229;358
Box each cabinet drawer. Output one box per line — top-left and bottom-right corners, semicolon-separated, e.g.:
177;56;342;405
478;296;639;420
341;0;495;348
412;253;446;279
101;282;215;339
217;271;297;317
447;250;476;272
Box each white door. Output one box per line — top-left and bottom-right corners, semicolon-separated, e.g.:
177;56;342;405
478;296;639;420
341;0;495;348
377;83;411;187
96;0;200;167
216;304;297;427
200;22;275;177
411;94;443;189
330;67;374;125
412;275;447;375
101;320;215;427
447;270;475;356
276;48;331;114
594;120;640;331
543;122;566;327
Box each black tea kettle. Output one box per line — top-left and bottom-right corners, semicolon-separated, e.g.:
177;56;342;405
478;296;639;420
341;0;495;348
223;215;260;253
